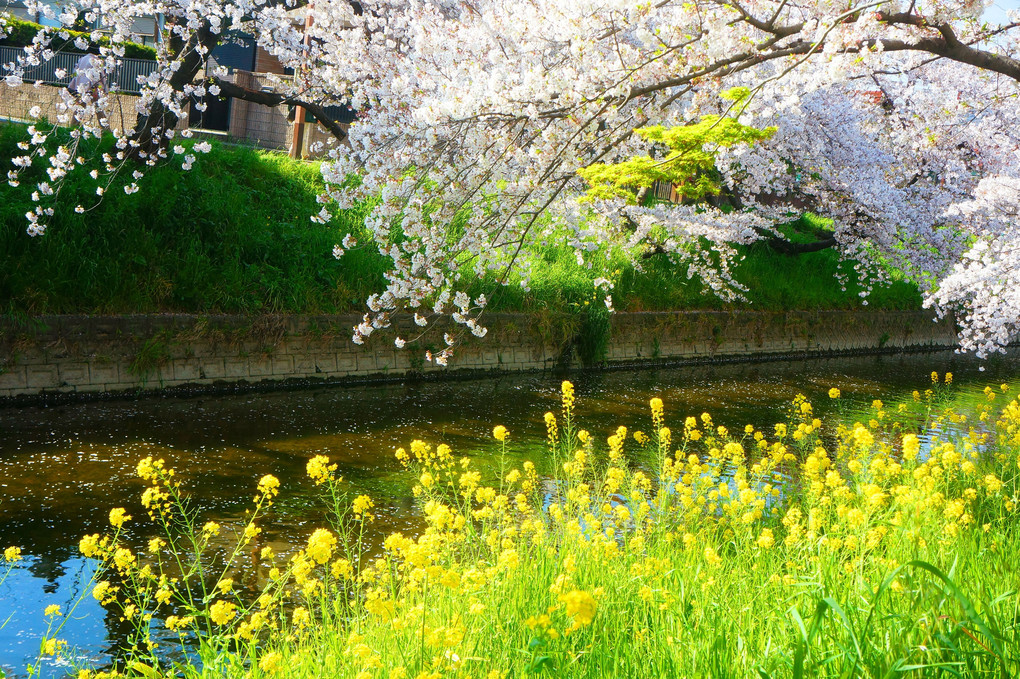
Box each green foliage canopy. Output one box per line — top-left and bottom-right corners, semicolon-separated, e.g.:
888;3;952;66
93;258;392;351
578;106;776;204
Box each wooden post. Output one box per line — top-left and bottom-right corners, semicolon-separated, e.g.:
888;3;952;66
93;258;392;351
289;4;314;159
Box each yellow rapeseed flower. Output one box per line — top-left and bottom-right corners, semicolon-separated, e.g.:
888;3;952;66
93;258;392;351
44;604;62;617
136;456;166;481
561;381;575;412
292;606;310;629
559;589;597;629
306;528;337;565
544;411;559;445
209;600;237;626
165;615;194;631
829;388;840;399
306;455;337;485
257;474;280;498
258;651;283;673
41;637;65;655
902;434;920;461
108;508;131;529
650;397;664;428
4;546;22;562
352;495;374;518
78;534;101;558
984;474;1004;493
113;547;135;570
332;558;353;580
492;425;508;441
92;581;114;603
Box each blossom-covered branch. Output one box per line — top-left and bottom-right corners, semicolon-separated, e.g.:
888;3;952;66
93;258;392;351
4;0;1020;356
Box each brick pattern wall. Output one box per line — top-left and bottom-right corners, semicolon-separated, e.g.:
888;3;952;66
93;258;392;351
2;77;338;158
254;48;287;75
227;71;292;150
0;311;959;401
226;70;350;157
0;83;156;131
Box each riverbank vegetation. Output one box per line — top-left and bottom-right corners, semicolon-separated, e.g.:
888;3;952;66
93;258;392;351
15;377;1020;677
1;123;921;319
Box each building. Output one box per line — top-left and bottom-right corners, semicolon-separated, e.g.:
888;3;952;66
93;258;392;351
2;2;162;45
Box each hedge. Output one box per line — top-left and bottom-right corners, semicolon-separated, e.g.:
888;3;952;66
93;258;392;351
0;15;158;60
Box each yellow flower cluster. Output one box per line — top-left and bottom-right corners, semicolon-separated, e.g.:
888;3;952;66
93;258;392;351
209;600;237;626
257;474;280;499
558;589;597;631
352;495;375;518
306;528;337;565
108;508;131;529
307;455;339;485
561;380;575;415
55;377;1020;679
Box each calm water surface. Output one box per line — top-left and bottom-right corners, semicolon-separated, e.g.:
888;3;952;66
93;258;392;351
2;351;1019;676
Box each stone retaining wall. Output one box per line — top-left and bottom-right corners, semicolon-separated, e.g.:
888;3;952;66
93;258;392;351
0;311;958;402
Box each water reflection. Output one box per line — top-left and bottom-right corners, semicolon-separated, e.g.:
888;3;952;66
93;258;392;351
1;350;1018;676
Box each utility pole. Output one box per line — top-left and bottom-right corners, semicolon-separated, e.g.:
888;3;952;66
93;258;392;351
289;2;313;159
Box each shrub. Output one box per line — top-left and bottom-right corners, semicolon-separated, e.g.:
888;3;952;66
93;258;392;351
0;16;157;60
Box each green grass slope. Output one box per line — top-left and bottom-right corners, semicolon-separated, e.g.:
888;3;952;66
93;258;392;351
0;123;921;317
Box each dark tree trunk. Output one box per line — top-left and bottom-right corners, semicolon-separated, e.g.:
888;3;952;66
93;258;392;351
131;23;218;157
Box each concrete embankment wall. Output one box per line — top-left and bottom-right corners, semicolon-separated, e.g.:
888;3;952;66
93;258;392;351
0;310;958;402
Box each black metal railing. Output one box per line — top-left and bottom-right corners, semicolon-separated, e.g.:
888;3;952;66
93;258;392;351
0;45;158;94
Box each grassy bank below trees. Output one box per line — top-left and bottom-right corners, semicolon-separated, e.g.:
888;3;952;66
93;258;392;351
1;123;922;318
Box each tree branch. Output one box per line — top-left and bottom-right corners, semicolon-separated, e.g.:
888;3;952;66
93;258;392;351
210;76;350;143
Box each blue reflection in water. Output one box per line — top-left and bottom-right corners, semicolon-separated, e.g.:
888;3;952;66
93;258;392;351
0;556;107;678
1;554;200;679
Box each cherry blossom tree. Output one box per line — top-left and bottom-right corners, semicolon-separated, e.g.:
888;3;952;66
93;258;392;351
3;0;1020;358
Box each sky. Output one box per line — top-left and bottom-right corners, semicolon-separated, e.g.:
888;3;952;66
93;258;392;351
985;0;1020;24
6;1;1020;33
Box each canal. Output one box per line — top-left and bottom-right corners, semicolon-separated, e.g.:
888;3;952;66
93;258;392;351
1;350;1017;677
